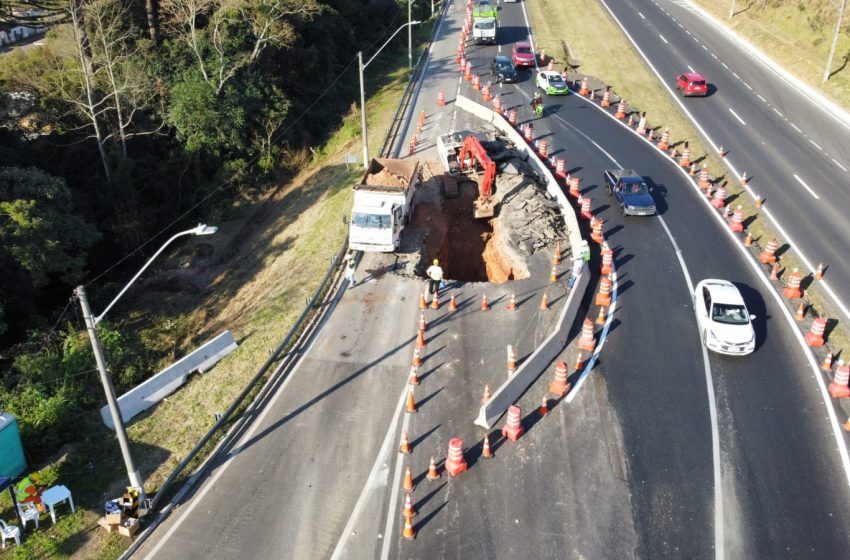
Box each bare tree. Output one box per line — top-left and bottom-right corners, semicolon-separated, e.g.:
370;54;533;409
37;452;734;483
161;0;319;94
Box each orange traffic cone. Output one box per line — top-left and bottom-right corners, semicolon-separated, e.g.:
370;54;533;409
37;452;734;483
416;328;427;350
482;384;491;403
507;345;517;372
408;365;420;385
449;292;458;311
431;292;440;309
506;293;517;311
403;511;415;540
744;231;753;247
540;291;550;310
554;241;562;264
755;194;763;208
406;389;417;413
403;465;415;491
550;264;558;283
400;430;412;454
795;302;805;321
718;144;725;158
480;293;490;311
426;456;441;480
418;312;426;332
538;395;549;416
418;292;427;309
844;417;850;432
596;306;606;325
574;352;583;371
482;433;493;458
816;262;824;280
402;492;416;517
412;346;422;367
822;352;834;372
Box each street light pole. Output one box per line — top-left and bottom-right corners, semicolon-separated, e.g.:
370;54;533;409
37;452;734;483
823;0;847;83
78;223;217;508
77;285;145;502
408;0;413;69
358;21;421;169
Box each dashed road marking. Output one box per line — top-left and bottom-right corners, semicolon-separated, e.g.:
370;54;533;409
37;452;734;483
757;94;767;102
790;123;802;133
809;139;822;150
659;34;668;44
772;107;783;117
687;64;695;73
742;81;752;90
833;158;848;172
793;174;820;200
728;107;746;125
638;11;645;19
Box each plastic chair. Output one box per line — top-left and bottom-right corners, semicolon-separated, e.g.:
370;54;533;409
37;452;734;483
18;502;39;529
0;519;21;548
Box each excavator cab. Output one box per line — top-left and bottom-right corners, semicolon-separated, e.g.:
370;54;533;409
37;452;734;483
458;135;496;219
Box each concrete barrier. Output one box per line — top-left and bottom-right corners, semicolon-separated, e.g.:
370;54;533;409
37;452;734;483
452;95;590;429
101;330;238;429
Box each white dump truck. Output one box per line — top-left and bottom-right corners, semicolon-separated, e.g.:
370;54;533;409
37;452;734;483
349;158;421;252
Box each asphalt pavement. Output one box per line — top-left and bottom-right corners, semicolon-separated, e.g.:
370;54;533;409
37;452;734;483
599;0;850;325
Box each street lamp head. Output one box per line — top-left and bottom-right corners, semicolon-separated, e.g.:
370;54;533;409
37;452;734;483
193;223;218;236
411;20;422;25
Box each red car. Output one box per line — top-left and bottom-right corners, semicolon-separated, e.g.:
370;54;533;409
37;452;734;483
512;41;536;68
676;71;708;96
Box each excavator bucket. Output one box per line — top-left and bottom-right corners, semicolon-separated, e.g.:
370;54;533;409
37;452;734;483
474;196;495;219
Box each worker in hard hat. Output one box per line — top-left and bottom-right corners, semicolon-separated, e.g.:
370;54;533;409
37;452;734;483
16;472;45;512
426;258;444;296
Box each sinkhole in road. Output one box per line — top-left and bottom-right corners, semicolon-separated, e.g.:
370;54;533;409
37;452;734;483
424;180;527;284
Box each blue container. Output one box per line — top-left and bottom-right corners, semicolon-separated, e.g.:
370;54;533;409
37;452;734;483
0;413;27;478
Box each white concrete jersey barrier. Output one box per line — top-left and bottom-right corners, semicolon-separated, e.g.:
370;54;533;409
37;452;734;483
453;95;589;429
101;330;238;429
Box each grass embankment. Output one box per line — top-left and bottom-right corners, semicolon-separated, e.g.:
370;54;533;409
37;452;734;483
525;0;850;356
694;0;850;108
0;22;433;560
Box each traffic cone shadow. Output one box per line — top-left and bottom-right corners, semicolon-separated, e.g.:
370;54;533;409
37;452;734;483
417;362;445;383
417;386;445;410
411;424;442;449
418;345;447;366
453;295;479;313
488;429;510;455
516;292;538;308
413;500;450;534
799;274;816;294
742;215;758;229
592;203;611;216
774;243;791;260
414;481;447;512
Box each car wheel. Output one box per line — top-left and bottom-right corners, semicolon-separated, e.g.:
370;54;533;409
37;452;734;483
606;183;612;195
621;204;628;217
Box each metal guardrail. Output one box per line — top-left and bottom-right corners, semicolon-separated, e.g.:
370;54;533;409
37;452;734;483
380;47;429;158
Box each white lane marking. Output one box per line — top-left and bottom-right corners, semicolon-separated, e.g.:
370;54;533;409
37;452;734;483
548;100;723;559
732;72;739;79
772;107;783;117
742;81;752;90
793;174;820;200
809;139;823;151
638;11;645;19
379;406;412;560
702;44;708;50
757;94;767;102
687;65;695;73
790;123;802;133
498;44;502;53
728;108;746;126
833;158;848;172
686;29;692;35
589;0;850;542
659;34;668;44
656;217;723;560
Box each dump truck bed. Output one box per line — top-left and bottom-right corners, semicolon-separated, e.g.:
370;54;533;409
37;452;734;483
355;158;420;193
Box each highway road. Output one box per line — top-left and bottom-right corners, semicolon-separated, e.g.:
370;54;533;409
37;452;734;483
598;0;850;325
131;1;850;558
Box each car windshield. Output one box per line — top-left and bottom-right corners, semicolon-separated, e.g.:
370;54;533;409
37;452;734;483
548;74;564;84
475;20;495;29
478;0;491;5
691;80;706;86
516;46;532;54
352;212;391;229
624;181;648;194
711;303;749;325
496;60;512;70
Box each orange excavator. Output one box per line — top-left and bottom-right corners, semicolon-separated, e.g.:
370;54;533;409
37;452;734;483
459;135;496;219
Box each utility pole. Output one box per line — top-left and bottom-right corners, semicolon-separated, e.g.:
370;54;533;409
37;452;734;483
358;51;369;169
409;0;413;69
76;285;146;503
823;0;847;83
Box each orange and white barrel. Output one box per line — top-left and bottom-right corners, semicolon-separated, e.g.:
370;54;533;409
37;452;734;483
596;277;612;306
759;238;779;264
805;317;827;347
729;205;744;233
783;268;803;299
578;318;596;351
828;360;850;398
549;361;570;397
501;405;524;441
444;438;468;476
711;185;727;209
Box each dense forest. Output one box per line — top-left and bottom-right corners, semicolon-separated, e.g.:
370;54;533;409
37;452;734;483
0;0;427;463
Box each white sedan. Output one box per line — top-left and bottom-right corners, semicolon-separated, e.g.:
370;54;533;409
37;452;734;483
693;279;756;355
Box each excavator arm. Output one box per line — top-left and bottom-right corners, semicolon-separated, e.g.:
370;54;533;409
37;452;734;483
458;135;496;218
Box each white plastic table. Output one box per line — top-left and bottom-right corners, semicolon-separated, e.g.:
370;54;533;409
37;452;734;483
41;485;75;524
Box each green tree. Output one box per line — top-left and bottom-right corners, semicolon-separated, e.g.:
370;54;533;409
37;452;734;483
0;166;100;287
